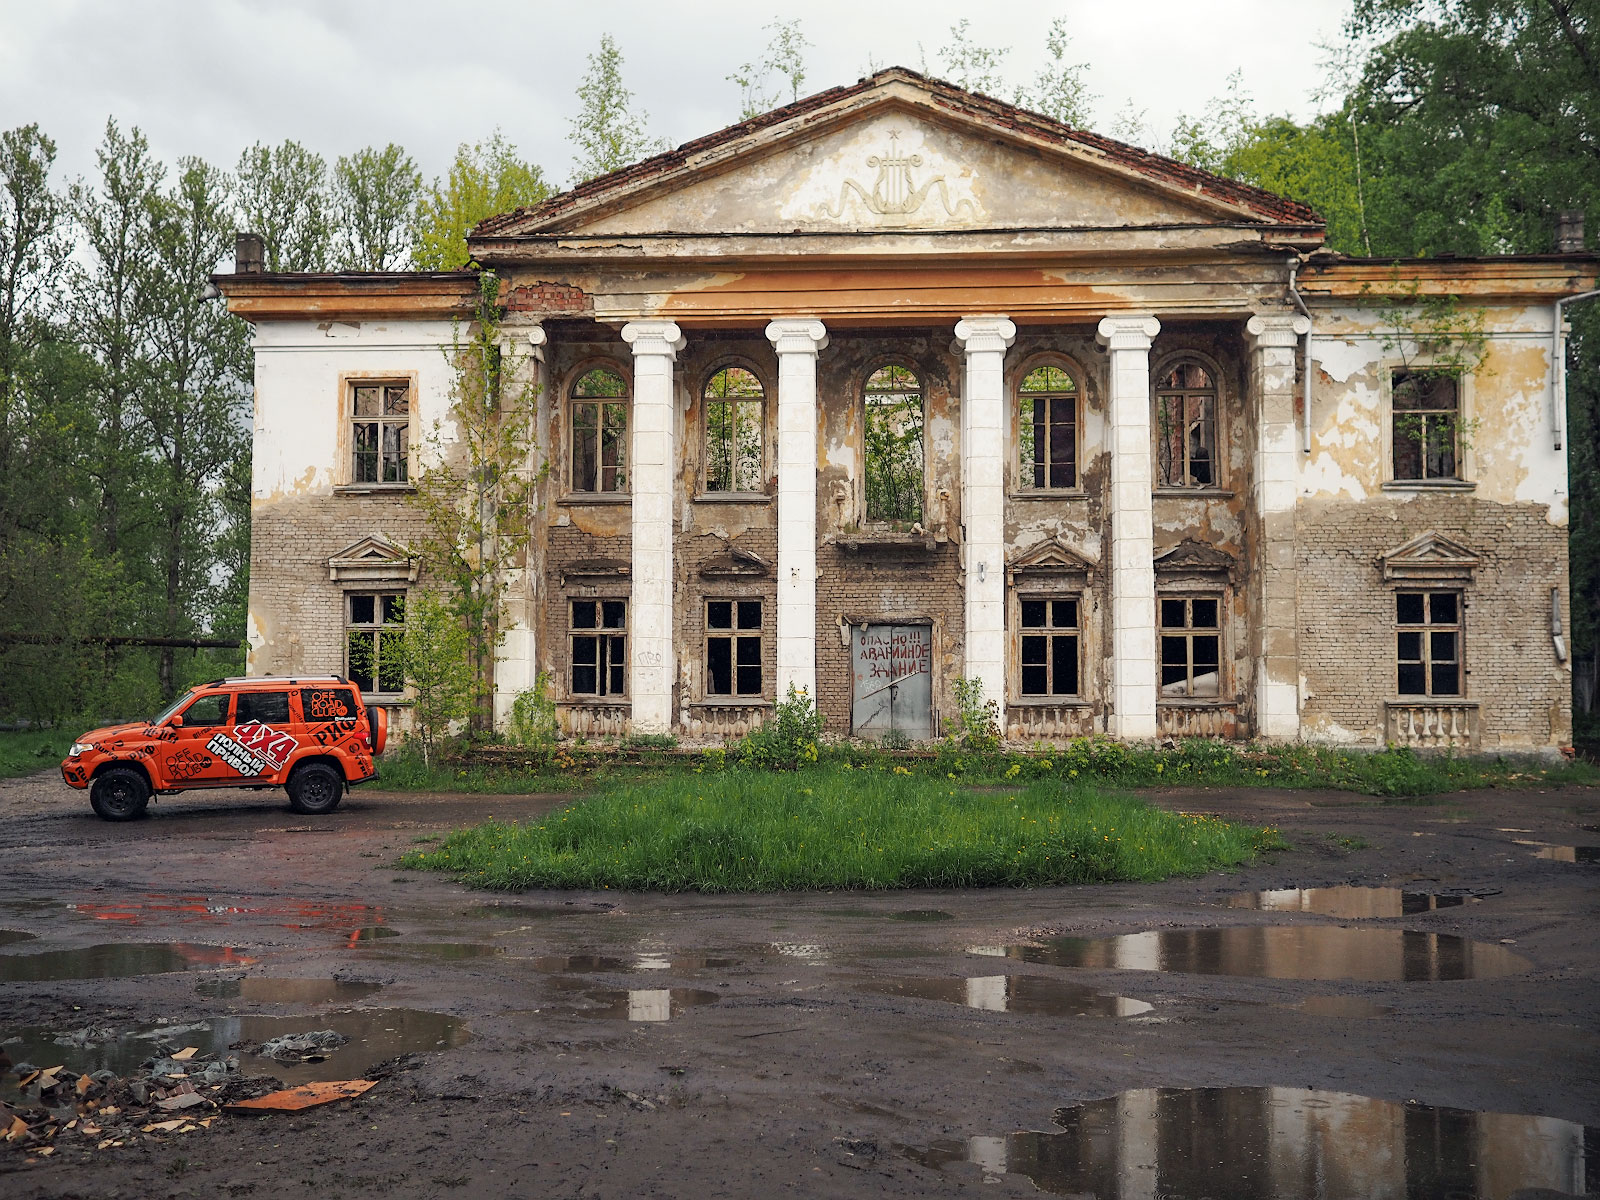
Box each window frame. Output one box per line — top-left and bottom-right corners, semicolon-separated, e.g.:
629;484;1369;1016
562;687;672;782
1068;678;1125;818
1157;591;1227;701
703;597;765;699
344;589;407;699
700;361;769;498
1012;356;1083;495
1395;589;1464;698
860;358;927;527
339;373;418;491
1384;364;1474;487
566;361;632;498
1013;591;1084;700
567;596;629;700
1151;354;1225;493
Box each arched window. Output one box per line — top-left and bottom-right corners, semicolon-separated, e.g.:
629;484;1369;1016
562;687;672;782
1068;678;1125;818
570;366;628;493
863;363;924;524
703;365;764;493
1154;360;1217;489
1017;363;1078;490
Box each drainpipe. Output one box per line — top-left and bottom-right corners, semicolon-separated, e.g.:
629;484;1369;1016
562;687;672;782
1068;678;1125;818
1552;586;1568;663
1553;289;1600;452
1287;256;1314;454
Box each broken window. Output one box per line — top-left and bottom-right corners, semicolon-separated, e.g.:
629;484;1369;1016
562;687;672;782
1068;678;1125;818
1154;361;1216;489
346;592;406;696
1396;591;1461;696
1160;595;1221;698
351;382;410;484
704;366;765;493
1018;596;1080;697
1392;371;1460;481
1018;364;1078;489
570;598;627;697
570;367;628;493
706;599;762;697
863;363;924;524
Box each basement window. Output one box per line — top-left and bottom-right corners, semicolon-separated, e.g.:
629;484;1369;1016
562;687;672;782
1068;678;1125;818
705;599;762;697
570;598;627;697
1397;591;1461;696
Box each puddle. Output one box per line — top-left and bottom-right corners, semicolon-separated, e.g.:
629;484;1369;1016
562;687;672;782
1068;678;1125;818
863;975;1152;1017
0;930;37;947
1224;886;1488;918
1292;996;1394;1018
889;910;955;923
377;942;501;960
901;1087;1594;1198
0;942;258;981
969;927;1530;981
549;983;721;1022
1;1008;467;1087
466;902;616;919
68;895;386;937
350;926;400;942
528;952;740;973
195;977;383;1004
1534;845;1600;863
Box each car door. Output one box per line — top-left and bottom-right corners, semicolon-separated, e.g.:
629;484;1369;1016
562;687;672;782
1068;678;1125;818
164;691;237;788
227;690;300;781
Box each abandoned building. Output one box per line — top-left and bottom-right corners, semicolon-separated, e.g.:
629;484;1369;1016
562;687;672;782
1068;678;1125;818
216;69;1598;753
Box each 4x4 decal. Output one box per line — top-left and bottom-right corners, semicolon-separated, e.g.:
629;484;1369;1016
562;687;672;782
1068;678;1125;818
206;721;301;776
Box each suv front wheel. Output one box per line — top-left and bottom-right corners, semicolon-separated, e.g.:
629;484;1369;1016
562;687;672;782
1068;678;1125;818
90;767;151;821
286;762;344;815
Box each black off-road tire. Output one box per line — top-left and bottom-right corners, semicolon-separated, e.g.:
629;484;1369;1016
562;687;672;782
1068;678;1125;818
90;767;151;822
286;762;344;815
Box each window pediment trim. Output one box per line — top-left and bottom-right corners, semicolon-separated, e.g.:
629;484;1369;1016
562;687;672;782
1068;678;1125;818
327;534;417;583
1380;530;1480;582
561;556;632;586
1007;536;1097;586
699;548;770;579
1153;538;1237;580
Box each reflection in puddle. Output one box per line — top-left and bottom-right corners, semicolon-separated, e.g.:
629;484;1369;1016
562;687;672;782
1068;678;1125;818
864;975;1152;1017
0;930;37;947
196;977;383;1004
529;952;741;974
350;926;400;942
969;927;1530;981
466;902;616;919
890;910;954;923
1225;886;1486;918
1;1008;467;1087
902;1087;1593;1199
67;895;384;937
0;942;258;982
1293;996;1394;1018
376;942;500;960
552;982;721;1022
1534;845;1600;863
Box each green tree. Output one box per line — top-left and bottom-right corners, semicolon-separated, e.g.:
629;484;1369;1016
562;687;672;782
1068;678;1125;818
0;124;68;416
937;18;1011;96
398;589;474;767
413;133;551;270
334;144;421;271
728;18;811;119
569;33;668;184
1017;17;1096;126
235;140;334;271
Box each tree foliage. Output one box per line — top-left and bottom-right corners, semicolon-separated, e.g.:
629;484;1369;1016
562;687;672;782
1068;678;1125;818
334;144;422;271
569;33;668;184
413;134;550;270
235;139;334;272
729;19;811;119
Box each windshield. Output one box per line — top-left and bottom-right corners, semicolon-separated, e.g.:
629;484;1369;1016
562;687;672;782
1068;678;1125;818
150;690;197;726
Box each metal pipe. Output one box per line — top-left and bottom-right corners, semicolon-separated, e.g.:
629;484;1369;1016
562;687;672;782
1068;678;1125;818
1553;289;1600;452
1287;257;1314;453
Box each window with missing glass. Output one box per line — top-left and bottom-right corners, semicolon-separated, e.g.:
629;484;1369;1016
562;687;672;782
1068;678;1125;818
346;592;406;696
1154;361;1217;489
570;598;627;697
704;366;764;493
706;599;762;696
570;367;628;493
863;363;924;524
1018;364;1078;490
1392;371;1461;481
1396;591;1461;696
351;382;410;484
1018;597;1080;697
1159;595;1221;698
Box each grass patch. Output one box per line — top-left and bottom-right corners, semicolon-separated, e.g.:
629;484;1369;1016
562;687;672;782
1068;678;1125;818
400;766;1285;893
0;728;72;781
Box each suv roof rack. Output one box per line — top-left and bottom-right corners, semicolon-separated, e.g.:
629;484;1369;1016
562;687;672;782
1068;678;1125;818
197;675;349;687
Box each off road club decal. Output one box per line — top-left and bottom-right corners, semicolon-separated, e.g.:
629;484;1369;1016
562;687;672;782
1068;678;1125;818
205;721;299;776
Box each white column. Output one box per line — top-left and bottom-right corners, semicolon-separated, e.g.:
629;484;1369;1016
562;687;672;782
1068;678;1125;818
493;324;546;729
765;319;828;702
954;316;1016;725
1097;315;1161;740
1246;312;1310;740
621;320;685;734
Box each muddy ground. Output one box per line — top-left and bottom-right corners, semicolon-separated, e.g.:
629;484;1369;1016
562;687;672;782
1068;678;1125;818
0;770;1596;1199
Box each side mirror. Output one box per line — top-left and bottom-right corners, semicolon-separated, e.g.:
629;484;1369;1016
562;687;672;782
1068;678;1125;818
169;714;185;729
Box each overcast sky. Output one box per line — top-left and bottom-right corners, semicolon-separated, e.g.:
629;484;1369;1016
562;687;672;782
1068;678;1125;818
2;0;1355;190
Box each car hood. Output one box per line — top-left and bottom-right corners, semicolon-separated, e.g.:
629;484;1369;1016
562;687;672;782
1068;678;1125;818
73;722;156;747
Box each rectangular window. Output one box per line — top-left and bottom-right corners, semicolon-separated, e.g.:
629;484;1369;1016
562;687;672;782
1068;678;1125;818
236;691;292;726
1159;595;1221;698
1397;591;1461;696
706;599;762;696
352;383;410;484
180;692;232;726
572;401;628;492
1392;372;1460;481
704;367;765;493
570;598;627;697
346;592;406;696
1018;597;1080;696
1018;365;1078;489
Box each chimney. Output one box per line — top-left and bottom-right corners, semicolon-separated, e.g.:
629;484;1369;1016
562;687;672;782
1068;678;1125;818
1555;210;1586;254
235;232;265;274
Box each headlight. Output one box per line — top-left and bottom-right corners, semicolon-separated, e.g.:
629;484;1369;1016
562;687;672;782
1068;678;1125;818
68;742;91;757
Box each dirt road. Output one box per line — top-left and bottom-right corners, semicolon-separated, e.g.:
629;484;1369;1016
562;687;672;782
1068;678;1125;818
1;772;1597;1198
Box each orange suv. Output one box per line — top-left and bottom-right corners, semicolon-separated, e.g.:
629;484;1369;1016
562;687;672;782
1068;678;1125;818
61;676;389;821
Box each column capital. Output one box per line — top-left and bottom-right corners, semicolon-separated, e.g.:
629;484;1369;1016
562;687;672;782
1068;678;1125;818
1246;311;1311;349
621;320;686;357
765;318;829;355
954;315;1017;354
526;322;548;348
1096;314;1161;351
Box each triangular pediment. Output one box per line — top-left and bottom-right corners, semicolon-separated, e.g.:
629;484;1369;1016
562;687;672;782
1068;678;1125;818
560;556;631;586
699;548;770;579
475;70;1319;244
327;534;417;583
1380;531;1481;581
1008;537;1098;583
1154;539;1238;579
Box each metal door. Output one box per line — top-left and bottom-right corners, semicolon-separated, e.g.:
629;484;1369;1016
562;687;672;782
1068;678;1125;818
851;624;933;739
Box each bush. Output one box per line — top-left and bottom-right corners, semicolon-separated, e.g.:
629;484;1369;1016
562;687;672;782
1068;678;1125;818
948;677;1000;753
737;685;824;770
508;672;560;748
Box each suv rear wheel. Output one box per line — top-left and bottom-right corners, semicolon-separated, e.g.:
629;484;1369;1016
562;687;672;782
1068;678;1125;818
90;767;151;821
286;762;343;814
